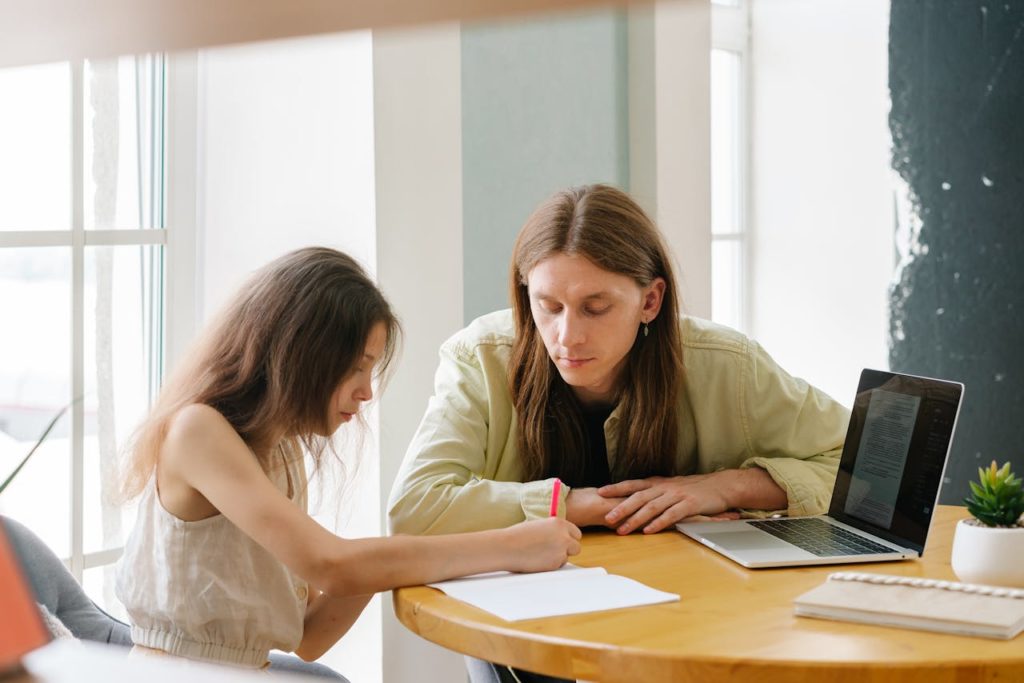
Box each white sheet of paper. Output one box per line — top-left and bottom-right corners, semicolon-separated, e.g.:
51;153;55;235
428;564;679;621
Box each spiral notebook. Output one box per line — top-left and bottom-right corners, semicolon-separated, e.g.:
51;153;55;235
794;571;1024;639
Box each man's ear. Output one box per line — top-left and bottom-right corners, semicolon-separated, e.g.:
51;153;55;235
642;277;666;322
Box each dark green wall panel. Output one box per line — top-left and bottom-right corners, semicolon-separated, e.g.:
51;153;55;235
889;0;1024;504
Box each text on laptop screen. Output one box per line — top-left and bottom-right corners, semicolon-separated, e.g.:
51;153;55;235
829;370;962;553
843;389;920;527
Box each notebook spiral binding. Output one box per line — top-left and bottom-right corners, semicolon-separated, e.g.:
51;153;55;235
828;572;1024;599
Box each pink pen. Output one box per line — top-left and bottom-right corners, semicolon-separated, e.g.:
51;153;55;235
549;478;562;517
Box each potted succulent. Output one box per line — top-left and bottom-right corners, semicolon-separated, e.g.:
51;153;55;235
950;460;1024;587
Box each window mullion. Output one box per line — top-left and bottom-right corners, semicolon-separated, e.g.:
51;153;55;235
70;58;86;583
0;231;73;247
739;0;752;335
59;547;124;572
149;54;167;403
83;228;167;246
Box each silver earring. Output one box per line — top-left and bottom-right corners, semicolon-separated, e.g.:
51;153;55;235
643;322;649;337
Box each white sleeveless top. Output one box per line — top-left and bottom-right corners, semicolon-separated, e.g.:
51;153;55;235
115;443;309;668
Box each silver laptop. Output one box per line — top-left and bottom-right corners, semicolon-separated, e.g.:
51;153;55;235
677;369;964;568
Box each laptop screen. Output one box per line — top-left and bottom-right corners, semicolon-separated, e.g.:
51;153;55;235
828;369;963;554
0;520;50;673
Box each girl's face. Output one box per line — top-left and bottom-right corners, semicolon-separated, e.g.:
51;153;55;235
527;253;665;406
325;322;387;435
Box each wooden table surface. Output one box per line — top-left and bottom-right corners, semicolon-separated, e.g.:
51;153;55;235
394;505;1024;682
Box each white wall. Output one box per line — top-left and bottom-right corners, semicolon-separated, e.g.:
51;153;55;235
372;24;467;683
749;0;893;405
199;33;377;313
198;32;382;683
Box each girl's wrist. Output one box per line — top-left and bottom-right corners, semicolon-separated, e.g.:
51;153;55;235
494;526;523;570
566;487;612;527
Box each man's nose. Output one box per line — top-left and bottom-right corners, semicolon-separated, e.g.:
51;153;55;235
557;311;586;347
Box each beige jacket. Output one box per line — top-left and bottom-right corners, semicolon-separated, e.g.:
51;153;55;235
388;310;849;535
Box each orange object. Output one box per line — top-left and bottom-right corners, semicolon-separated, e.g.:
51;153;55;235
0;522;49;673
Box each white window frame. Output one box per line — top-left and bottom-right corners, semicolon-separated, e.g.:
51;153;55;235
711;0;752;332
0;54;196;588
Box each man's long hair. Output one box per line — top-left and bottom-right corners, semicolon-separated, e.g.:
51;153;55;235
508;185;684;483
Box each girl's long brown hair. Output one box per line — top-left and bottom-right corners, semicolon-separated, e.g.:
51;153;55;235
509;185;684;483
120;247;400;500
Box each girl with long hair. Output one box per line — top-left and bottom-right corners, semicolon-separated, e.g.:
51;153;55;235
114;247;580;674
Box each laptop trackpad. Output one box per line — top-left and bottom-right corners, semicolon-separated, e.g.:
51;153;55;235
701;529;795;551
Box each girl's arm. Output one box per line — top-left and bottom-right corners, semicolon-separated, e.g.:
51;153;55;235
161;403;581;598
294;591;373;661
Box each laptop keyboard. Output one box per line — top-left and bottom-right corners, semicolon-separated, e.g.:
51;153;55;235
747;518;896;557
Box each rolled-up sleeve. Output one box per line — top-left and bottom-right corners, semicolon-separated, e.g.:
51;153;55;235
387;338;556;535
737;339;849;517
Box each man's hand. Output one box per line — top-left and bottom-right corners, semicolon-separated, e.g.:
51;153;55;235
565;487;626;528
598;468;786;534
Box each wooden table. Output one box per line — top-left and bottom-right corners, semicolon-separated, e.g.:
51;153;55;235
394;506;1024;682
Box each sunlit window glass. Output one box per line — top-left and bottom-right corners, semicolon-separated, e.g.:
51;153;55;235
710;45;746;331
0;56;166;613
0;63;71;231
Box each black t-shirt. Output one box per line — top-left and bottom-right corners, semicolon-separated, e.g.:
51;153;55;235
547;404;614;489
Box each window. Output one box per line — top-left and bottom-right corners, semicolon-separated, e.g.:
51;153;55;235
710;0;750;332
0;55;168;617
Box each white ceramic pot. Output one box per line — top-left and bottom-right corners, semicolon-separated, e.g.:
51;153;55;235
950;518;1024;587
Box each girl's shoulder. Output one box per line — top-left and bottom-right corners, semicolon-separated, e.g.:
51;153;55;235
162;403;248;470
157;403;238;521
167;403;233;441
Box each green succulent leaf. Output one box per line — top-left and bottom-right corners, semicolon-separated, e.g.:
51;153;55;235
965;460;1024;527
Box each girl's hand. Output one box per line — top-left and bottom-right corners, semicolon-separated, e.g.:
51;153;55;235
502;518;582;573
565;487;626;528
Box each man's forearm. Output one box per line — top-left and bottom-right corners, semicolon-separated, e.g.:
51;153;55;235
718;467;788;511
